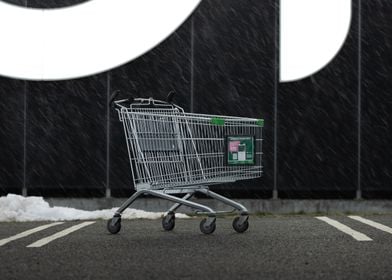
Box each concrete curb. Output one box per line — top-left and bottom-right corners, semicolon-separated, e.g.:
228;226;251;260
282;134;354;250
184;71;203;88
46;198;392;214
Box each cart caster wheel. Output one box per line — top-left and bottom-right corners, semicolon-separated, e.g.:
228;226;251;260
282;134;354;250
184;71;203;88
232;216;249;233
162;212;175;231
200;218;216;234
107;217;121;234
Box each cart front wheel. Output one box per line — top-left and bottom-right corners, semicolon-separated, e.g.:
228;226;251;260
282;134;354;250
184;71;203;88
232;216;249;233
200;218;216;234
162;212;175;231
107;217;121;234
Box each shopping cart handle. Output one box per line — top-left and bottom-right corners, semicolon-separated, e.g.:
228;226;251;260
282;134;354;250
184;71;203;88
109;90;134;108
109;90;121;107
166;90;175;103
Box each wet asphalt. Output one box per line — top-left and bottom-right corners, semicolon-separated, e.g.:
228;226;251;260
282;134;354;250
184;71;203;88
1;215;392;280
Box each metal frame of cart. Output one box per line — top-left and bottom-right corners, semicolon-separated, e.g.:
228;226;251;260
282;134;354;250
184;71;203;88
107;93;264;234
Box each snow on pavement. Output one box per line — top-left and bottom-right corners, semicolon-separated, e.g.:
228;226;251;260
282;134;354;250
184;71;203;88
0;194;188;222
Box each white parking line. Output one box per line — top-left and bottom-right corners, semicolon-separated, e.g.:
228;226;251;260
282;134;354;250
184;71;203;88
348;216;392;235
316;216;372;241
0;222;64;246
27;221;96;248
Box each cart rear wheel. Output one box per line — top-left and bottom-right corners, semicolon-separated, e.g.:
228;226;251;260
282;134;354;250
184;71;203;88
232;216;249;233
162;212;175;231
200;218;216;234
107;217;121;234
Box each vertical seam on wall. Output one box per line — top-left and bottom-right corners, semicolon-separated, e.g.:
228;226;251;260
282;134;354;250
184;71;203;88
273;0;279;196
190;16;195;113
23;0;28;196
23;81;27;195
106;72;111;196
357;0;362;196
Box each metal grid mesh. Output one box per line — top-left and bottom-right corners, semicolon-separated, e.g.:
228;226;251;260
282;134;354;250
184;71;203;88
117;102;263;191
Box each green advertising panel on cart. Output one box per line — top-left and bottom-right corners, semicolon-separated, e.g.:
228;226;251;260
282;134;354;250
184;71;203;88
226;136;255;165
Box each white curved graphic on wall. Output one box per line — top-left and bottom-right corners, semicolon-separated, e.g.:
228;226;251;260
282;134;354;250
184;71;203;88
0;0;200;80
280;0;352;82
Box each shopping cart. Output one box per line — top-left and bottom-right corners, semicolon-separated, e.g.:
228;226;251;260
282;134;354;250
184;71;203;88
107;92;264;234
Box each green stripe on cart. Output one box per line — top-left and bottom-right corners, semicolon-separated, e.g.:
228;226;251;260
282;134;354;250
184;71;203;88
210;117;225;126
256;119;264;127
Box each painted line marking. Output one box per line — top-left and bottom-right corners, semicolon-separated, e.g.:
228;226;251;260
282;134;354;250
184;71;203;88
27;221;96;248
316;216;372;241
348;215;392;235
0;222;64;246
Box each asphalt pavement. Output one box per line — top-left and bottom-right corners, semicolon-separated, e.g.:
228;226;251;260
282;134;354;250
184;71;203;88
1;215;392;279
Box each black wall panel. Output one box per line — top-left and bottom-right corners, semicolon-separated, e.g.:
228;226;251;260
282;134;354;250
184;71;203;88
27;0;88;8
361;0;392;198
26;75;107;196
277;2;359;198
0;1;26;195
2;0;26;6
1;0;392;198
0;78;24;195
109;19;192;196
3;0;87;8
192;0;276;197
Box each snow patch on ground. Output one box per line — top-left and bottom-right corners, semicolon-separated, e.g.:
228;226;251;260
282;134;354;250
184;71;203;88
0;194;189;222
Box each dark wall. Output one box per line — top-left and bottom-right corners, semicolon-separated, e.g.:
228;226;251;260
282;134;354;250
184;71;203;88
4;0;89;8
0;78;24;195
26;77;107;196
0;0;391;198
361;0;392;198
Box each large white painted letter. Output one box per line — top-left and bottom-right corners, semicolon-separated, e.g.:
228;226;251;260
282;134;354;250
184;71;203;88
0;0;200;80
280;0;352;82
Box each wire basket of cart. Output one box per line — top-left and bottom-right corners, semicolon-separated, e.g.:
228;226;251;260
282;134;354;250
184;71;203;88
107;93;264;234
